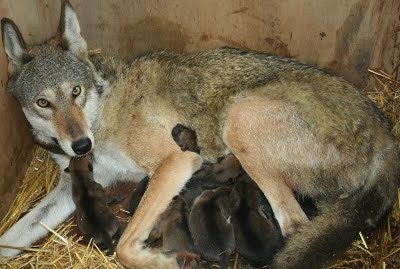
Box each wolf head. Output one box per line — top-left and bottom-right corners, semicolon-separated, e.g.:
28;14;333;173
1;1;108;157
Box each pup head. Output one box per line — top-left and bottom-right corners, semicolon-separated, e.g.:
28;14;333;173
1;1;108;156
67;153;94;177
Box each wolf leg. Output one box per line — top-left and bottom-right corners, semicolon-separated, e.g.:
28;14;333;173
232;158;308;237
223;98;311;237
0;171;75;256
117;150;203;269
224;138;308;237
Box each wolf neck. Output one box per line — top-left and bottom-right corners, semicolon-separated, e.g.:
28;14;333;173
95;56;177;133
89;55;181;171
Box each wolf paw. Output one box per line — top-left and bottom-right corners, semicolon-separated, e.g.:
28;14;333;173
176;251;200;269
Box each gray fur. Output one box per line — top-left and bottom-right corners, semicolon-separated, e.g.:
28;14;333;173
60;1;87;57
11;48;94;105
1;18;28;75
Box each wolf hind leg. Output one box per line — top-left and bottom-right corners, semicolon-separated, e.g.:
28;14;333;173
272;166;398;269
223;99;310;236
229;154;308;237
0;171;75;256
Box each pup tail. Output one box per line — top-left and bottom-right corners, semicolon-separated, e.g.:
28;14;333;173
219;251;231;269
273;158;399;269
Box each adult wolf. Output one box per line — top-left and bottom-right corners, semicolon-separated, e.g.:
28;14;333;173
0;1;398;268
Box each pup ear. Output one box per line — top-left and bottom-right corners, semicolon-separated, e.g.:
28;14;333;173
59;1;87;57
1;18;28;75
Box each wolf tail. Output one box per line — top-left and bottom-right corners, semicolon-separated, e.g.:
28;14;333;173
273;153;399;269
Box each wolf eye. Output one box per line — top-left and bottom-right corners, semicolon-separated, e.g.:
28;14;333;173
37;98;50;108
72;86;81;97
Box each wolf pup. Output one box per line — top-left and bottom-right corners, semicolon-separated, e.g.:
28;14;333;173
231;174;284;265
172;124;201;153
171;124;242;184
146;196;199;269
68;154;121;255
1;1;399;268
129;182;199;268
171;124;241;207
189;187;238;269
128;176;150;216
180;154;240;208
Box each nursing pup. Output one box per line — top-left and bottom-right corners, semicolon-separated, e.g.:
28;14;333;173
145;196;193;252
130;182;199;268
231;175;284;266
129;174;199;268
172;124;201;154
147;196;199;269
171;124;242;184
68;154;121;255
171;124;241;207
189;187;239;269
128;176;150;216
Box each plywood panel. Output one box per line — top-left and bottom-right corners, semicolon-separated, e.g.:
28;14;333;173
71;0;400;86
0;1;60;219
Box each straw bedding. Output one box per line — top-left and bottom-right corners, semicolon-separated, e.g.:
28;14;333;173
0;70;399;269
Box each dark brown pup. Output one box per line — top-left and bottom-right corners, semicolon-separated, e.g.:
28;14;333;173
68;154;121;255
231;174;284;266
147;196;199;269
172;124;242;207
171;124;201;153
189;187;239;269
130;184;199;268
128;176;150;216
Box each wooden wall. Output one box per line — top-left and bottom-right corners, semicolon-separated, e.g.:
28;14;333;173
72;0;400;86
0;1;60;219
0;0;399;218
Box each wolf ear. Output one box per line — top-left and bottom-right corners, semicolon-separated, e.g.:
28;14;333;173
1;18;28;75
59;1;87;57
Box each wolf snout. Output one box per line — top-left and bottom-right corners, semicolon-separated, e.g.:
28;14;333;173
71;137;92;155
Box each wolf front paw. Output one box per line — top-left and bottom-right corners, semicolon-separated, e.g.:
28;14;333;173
117;241;181;269
176;252;200;269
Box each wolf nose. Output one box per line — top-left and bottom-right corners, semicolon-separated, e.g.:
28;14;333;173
71;137;92;155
